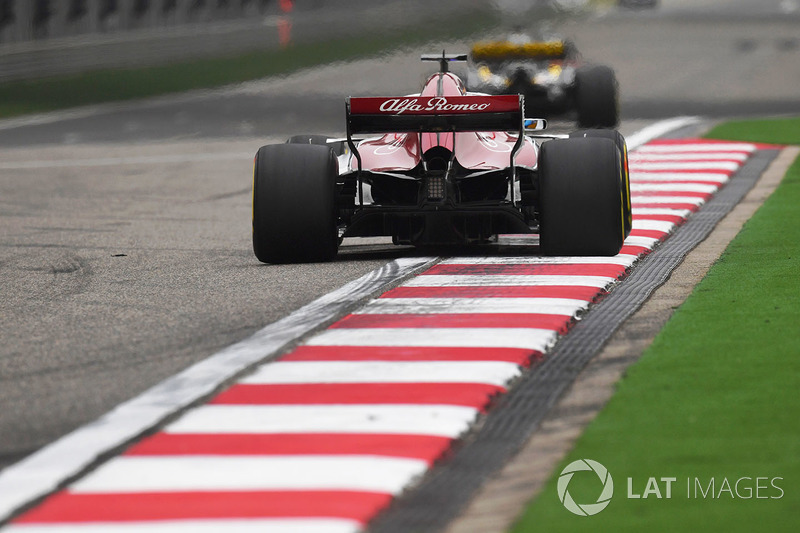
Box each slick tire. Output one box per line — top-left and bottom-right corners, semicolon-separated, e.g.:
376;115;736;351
575;65;619;128
252;144;339;263
539;137;626;256
570;129;632;238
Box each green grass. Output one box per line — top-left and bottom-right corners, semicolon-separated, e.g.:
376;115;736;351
510;117;800;532
0;11;493;119
705;117;800;145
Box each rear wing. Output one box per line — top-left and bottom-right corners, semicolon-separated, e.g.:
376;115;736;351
346;94;523;135
345;94;528;206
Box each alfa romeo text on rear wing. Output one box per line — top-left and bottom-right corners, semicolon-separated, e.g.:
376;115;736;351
346;94;523;135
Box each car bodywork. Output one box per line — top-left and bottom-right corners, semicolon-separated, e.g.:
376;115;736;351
340;59;539;246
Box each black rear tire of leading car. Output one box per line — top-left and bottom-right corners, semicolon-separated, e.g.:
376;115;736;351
570;129;632;239
252;144;339;264
575;65;619;128
538;137;626;256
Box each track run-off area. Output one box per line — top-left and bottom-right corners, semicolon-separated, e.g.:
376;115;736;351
0;124;777;531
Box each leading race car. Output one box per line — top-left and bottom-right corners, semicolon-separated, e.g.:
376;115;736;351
251;53;631;264
466;34;619;128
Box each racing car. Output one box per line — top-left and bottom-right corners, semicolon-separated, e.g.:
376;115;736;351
465;35;619;128
252;53;631;264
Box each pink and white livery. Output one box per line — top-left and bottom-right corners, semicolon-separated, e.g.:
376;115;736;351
251;52;632;263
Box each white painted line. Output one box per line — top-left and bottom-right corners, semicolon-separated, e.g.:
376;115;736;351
624;117;702;150
404;275;616;288
623;236;661;248
358;297;589;316
631;196;705;205
630;183;719;193
240;361;523;386
630;152;749;162
630;161;740;171
4;519;363;533
633;142;756;153
631;220;678;232
632;208;693;217
70;455;429;494
306;328;558;352
630;172;729;183
165;404;480;438
0;105;134;132
439;256;637;266
0;256;436;522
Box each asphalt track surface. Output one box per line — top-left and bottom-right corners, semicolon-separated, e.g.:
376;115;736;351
0;0;798;527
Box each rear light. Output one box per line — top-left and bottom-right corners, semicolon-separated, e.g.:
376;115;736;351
426;174;445;200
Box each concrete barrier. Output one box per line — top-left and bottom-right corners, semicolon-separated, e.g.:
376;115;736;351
0;1;286;42
0;0;485;83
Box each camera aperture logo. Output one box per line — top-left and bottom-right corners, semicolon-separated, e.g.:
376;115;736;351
557;459;614;516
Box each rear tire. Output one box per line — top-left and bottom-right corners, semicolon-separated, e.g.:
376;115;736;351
538;137;626;256
575;65;619;128
252;144;339;263
570;129;632;238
